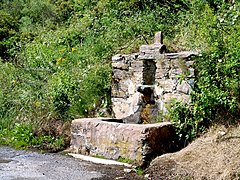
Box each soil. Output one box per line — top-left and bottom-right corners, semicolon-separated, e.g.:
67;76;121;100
145;124;240;179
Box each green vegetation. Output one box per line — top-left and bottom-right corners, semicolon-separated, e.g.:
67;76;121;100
94;155;106;159
0;123;65;151
117;156;135;164
0;0;239;149
135;166;144;176
168;1;240;145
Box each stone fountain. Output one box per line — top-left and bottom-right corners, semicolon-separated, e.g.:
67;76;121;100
70;32;198;165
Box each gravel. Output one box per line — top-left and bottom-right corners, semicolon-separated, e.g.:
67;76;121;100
0;146;143;180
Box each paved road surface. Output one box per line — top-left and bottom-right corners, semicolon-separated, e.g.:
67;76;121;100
0;146;142;180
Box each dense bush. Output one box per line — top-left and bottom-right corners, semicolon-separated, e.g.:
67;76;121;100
0;10;19;60
169;1;239;144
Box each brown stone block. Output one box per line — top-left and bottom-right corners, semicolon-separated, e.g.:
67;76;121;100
130;60;143;69
156;79;175;93
112;69;129;79
112;62;129;70
70;118;175;166
176;81;191;95
156;59;170;70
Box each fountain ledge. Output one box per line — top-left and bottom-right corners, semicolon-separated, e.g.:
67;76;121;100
70;118;176;166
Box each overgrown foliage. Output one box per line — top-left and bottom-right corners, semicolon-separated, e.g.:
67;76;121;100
0;0;187;149
169;1;240;144
0;0;239;149
0;123;65;151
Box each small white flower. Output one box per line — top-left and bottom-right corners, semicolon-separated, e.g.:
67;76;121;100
219;18;224;23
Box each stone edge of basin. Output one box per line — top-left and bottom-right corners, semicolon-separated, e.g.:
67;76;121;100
70;117;176;166
72;118;172;127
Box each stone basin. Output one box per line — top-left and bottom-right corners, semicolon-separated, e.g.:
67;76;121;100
70;118;176;166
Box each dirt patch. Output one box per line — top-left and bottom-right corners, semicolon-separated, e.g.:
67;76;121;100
145;124;240;179
90;164;144;180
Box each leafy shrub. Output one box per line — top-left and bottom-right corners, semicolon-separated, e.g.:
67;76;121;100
0;10;19;60
48;69;82;118
0;123;65;151
167;101;201;145
0;61;21;125
168;1;239;145
190;2;239;120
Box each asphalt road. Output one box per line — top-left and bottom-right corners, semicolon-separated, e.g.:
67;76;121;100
0;146;143;180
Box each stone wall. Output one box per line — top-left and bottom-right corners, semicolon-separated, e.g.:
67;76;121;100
112;32;198;122
112;54;143;119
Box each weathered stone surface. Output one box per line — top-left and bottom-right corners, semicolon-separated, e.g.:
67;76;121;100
154;31;163;44
112;54;131;62
156;79;176;93
140;45;164;52
111;89;128;98
112;61;129;70
130;60;143;69
139;43;166;60
112;69;128;79
176;80;191;95
112;98;133;118
188;68;195;78
169;68;184;78
163;51;199;59
112;51;198;119
186;60;194;67
111;32;198;121
155;59;170;70
139;49;165;60
70;118;176;165
70;32;199;167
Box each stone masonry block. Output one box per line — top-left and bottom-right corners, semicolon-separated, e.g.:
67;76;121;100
176;80;191;95
70;118;175;166
112;98;132;118
157;79;176;93
156;59;170;70
130;60;143;69
112;61;129;70
112;69;129;80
